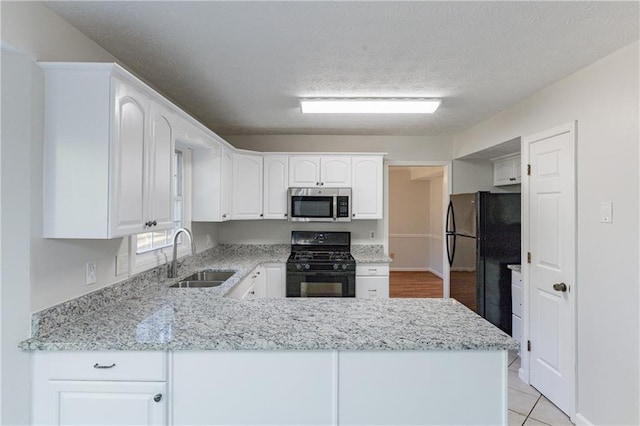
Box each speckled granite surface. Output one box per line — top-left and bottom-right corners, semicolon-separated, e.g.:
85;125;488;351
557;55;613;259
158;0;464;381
507;264;521;273
351;244;392;263
22;244;517;352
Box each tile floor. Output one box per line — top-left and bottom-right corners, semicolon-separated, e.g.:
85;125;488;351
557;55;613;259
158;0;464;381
507;351;574;426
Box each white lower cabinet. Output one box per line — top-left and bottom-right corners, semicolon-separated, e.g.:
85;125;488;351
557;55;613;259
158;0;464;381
172;351;335;426
32;351;167;425
356;264;390;299
263;263;286;298
48;381;166;426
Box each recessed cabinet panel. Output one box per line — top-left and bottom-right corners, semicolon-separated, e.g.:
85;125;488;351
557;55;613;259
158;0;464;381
147;101;175;231
192;143;233;222
232;153;263;220
320;156;351;187
289;156;320;187
493;154;521;186
49;381;166;426
351;156;383;219
263;156;289;219
110;80;147;237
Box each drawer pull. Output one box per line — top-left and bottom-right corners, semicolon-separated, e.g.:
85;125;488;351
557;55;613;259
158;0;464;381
93;363;116;369
369;269;377;273
154;394;162;403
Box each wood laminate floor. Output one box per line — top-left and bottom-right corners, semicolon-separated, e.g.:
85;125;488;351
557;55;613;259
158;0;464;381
390;271;477;313
389;271;443;298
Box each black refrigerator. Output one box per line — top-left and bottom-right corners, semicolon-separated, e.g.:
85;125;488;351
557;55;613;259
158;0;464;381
446;191;521;335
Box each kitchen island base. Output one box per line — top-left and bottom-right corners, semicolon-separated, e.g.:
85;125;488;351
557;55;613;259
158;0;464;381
172;350;508;425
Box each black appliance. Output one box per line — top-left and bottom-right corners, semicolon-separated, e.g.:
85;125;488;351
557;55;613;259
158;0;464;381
286;231;356;297
446;191;521;335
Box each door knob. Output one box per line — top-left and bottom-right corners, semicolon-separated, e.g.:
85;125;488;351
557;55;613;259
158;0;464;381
553;282;567;292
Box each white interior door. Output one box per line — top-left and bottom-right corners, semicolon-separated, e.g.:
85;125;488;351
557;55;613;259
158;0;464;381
525;122;576;417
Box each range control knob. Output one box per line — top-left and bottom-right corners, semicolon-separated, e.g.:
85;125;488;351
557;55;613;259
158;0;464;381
342;264;348;270
333;264;339;270
304;264;310;270
296;264;302;270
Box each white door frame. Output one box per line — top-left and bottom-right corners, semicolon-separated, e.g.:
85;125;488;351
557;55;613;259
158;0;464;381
384;160;453;298
521;121;577;419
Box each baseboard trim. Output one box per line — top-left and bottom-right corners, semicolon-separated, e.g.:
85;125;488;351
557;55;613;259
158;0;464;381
574;413;594;426
427;268;444;279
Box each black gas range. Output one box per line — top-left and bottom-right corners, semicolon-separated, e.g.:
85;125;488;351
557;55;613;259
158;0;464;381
286;231;356;297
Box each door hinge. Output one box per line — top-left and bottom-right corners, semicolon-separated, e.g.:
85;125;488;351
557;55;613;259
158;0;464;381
527;164;531;175
527;252;531;263
527;340;531;352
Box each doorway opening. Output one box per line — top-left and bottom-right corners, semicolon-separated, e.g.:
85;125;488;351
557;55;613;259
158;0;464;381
386;165;448;298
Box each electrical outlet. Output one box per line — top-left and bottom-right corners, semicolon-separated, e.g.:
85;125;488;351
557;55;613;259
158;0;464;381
85;261;97;285
390;252;395;259
370;231;376;240
116;254;129;276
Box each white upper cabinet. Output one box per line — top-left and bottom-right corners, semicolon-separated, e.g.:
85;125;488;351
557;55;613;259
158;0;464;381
351;156;383;219
146;100;176;231
288;156;321;187
232;152;263;220
320;156;351;187
492;153;521;186
289;155;351;187
263;155;289;219
192;141;233;222
42;63;174;238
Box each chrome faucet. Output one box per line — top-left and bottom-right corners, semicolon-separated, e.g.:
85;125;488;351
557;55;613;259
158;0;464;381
168;228;196;278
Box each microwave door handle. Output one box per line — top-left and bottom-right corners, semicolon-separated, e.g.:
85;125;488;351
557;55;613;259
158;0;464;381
333;196;338;221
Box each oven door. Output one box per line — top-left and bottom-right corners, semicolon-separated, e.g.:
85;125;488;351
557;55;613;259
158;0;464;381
286;271;355;297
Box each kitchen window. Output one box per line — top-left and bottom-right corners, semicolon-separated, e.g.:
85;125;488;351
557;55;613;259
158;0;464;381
130;148;192;274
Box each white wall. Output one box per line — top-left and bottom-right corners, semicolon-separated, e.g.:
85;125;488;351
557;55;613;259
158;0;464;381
1;45;41;426
454;41;640;425
225;134;454;161
428;177;444;277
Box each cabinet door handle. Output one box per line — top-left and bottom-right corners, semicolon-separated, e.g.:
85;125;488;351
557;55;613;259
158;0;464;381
153;394;162;403
260;214;263;217
151;220;157;226
93;363;116;369
320;182;324;186
352;213;356;217
284;213;288;217
222;214;227;218
509;177;516;181
316;182;320;186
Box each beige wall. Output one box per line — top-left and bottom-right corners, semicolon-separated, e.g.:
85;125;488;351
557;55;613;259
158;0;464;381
454;41;640;425
388;168;444;274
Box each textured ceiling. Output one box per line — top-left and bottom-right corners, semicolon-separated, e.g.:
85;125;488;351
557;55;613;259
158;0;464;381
44;1;639;136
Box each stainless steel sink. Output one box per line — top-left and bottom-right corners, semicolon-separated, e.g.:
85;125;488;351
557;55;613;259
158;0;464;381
181;270;235;282
169;270;235;288
170;280;225;288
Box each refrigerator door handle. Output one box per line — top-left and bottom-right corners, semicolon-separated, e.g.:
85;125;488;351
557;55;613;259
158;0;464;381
446;200;456;234
446;233;456;267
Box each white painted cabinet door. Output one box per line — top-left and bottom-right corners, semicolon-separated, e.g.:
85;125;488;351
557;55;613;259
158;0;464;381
263;156;289;219
172;351;336;425
356;276;389;299
493;154;521;186
48;381;166;426
146;100;175;231
110;78;148;237
320;156;351;187
264;263;285;298
232;153;263;220
351;156;383;219
220;147;233;221
289;156;320;187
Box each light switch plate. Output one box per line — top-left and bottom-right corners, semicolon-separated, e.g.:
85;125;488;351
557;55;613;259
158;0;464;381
600;201;613;223
116;253;129;276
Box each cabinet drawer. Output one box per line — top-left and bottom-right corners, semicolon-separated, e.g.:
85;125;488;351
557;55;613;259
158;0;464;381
47;351;166;381
356;264;389;276
356;276;389;299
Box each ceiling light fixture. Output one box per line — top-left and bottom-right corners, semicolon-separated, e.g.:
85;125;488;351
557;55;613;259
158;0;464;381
299;98;441;114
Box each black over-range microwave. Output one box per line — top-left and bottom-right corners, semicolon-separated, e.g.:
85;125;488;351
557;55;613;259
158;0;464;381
287;187;352;222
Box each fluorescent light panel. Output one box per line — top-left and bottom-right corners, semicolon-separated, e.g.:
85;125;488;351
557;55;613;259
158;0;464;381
300;98;441;114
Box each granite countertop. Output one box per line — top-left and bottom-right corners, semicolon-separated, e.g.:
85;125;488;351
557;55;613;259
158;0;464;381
507;264;521;273
20;245;517;352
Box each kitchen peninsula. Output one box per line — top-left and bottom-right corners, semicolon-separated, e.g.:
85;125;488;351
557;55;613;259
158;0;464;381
22;245;518;425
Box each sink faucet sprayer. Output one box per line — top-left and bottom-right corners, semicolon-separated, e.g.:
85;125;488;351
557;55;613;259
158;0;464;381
168;228;196;278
